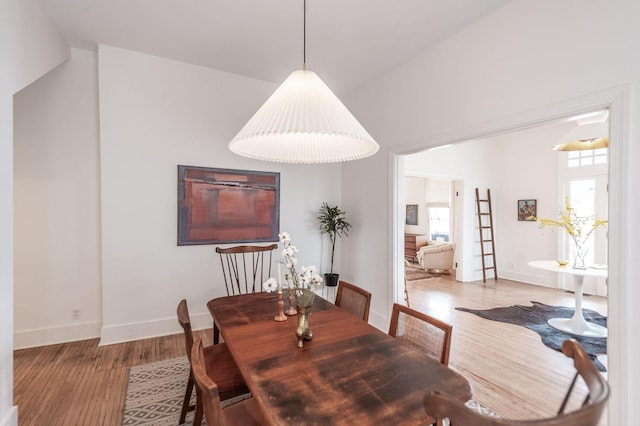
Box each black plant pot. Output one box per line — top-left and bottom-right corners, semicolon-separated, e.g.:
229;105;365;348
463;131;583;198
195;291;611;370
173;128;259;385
324;273;339;287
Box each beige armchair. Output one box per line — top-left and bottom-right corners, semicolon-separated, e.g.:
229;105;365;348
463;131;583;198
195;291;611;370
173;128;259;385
416;242;455;273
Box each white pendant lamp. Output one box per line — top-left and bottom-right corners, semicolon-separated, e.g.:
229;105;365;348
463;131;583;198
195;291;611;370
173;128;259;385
228;1;379;163
553;121;609;151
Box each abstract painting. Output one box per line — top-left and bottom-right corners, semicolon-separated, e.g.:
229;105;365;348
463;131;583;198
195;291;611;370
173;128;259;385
178;165;280;245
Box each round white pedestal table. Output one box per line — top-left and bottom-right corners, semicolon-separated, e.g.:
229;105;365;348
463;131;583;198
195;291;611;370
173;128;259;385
528;260;607;338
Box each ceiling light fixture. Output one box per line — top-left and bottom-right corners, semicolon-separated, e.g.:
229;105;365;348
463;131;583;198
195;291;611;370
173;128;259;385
228;0;379;163
552;121;609;152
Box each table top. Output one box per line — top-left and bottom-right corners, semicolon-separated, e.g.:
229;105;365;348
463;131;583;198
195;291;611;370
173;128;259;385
208;292;471;425
528;260;608;278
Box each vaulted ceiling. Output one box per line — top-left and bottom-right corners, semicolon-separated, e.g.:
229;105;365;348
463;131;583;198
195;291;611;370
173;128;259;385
40;0;511;95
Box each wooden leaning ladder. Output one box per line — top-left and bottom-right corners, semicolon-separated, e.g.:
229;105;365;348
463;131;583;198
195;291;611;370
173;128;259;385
475;188;498;282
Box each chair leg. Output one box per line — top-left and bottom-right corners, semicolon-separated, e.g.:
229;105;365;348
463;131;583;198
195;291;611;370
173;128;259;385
193;398;203;426
179;371;194;424
213;323;220;345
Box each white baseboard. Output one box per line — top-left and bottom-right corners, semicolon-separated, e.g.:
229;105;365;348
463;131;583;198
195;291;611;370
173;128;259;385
0;406;18;426
502;269;607;297
460;268;486;283
14;311;215;348
99;311;212;346
369;310;387;332
14;321;101;350
498;270;555;288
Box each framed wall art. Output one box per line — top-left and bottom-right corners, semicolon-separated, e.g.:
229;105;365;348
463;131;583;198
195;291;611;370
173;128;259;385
406;204;418;225
517;199;537;221
177;165;280;245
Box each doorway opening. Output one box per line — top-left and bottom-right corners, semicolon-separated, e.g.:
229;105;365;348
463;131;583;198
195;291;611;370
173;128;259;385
391;86;628;423
398;109;610;290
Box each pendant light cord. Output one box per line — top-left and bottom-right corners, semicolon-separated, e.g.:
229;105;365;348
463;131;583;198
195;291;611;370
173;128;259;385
303;0;307;70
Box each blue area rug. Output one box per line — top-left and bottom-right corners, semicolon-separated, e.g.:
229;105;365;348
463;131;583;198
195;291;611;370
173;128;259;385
456;301;607;371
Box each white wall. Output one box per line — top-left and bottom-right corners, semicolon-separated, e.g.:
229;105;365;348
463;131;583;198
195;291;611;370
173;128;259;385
0;0;68;94
14;48;101;349
491;123;582;286
97;45;341;345
0;90;16;426
11;41;343;349
340;154;390;327
344;0;638;423
1;0;69;423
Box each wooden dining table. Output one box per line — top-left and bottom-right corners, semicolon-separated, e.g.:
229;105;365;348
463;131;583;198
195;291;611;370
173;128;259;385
207;292;471;425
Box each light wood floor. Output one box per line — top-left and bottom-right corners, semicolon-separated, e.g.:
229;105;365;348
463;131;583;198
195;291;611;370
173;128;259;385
406;275;608;425
13;277;608;425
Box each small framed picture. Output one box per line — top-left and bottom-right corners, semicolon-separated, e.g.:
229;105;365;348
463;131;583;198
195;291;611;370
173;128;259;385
406;204;418;225
518;199;537;221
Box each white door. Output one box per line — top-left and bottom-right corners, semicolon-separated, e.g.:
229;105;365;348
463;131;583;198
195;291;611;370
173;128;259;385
559;148;609;296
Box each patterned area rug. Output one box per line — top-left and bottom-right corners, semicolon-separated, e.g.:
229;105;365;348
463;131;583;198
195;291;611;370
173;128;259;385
456;301;607;371
405;263;447;281
436;399;500;425
463;399;500;417
122;357;250;425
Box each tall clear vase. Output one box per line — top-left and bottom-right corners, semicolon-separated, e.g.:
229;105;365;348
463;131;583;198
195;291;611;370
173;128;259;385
572;240;587;270
285;290;297;316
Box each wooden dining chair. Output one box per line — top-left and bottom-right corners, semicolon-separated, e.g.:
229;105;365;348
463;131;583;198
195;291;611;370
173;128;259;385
423;339;609;426
335;280;372;322
388;303;452;366
191;338;265;426
177;299;249;426
216;244;278;296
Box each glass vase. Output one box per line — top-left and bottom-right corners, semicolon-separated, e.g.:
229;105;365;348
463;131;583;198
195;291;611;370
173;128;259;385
572;239;588;270
285;291;297;316
295;304;313;348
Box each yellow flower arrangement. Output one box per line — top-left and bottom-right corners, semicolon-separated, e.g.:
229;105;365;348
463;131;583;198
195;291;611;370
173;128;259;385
538;197;607;268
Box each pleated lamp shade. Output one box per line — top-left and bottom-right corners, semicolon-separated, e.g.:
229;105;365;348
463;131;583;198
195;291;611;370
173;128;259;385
553;121;609;151
229;69;379;163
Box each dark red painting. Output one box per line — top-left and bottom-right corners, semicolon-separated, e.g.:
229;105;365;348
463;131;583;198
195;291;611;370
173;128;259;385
178;165;280;245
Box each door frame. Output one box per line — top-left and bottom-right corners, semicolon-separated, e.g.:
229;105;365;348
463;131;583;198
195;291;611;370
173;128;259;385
389;84;630;426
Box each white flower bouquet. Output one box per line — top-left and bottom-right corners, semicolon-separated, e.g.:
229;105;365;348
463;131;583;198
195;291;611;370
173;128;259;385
264;232;323;306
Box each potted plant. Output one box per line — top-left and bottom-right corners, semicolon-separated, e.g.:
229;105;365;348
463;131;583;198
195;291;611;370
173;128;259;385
317;202;352;287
